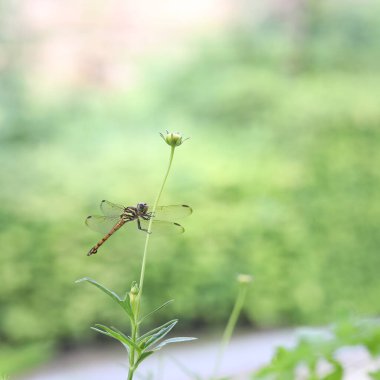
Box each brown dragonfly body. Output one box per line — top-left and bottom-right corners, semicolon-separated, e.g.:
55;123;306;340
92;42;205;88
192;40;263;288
87;219;125;256
86;200;192;256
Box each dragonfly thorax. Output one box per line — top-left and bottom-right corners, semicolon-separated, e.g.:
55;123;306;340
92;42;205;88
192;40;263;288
136;202;148;215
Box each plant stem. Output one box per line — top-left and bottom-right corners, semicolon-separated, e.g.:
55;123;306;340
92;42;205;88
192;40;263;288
138;146;175;300
128;321;137;379
127;146;176;379
212;283;249;380
127;367;134;380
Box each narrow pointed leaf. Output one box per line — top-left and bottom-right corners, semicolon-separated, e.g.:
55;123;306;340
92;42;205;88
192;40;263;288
139;299;174;324
91;324;140;352
120;292;134;319
76;277;122;301
91;326;130;353
142;320;178;350
137;319;178;345
153;337;197;351
76;277;134;319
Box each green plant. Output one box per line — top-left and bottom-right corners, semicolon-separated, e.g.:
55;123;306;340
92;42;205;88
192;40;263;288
170;274;252;380
253;317;380;380
77;131;195;380
212;274;253;379
370;370;380;380
0;343;52;377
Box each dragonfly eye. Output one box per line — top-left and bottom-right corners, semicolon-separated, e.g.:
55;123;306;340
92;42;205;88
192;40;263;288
137;203;148;213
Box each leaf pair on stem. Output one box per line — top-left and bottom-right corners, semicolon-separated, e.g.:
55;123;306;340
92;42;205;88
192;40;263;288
76;277;195;373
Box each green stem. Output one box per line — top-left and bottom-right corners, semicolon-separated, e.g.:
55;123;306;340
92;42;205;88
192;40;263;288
127;367;134;380
128;321;137;378
138;146;175;301
127;146;176;380
212;283;248;380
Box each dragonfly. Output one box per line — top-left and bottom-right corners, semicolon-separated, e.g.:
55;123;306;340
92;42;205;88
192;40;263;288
86;200;192;256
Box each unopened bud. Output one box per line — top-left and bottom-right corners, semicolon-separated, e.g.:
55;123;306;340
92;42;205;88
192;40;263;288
129;282;139;306
160;130;189;147
237;274;253;284
130;283;139;295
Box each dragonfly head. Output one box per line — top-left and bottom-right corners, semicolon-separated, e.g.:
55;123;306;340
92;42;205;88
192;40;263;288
136;202;148;215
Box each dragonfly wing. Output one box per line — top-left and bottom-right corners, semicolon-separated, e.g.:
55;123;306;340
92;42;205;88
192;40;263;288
86;215;121;234
140;219;185;235
100;200;125;217
153;205;193;221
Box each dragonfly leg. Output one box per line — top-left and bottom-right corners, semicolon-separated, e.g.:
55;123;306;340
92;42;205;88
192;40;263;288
137;218;151;234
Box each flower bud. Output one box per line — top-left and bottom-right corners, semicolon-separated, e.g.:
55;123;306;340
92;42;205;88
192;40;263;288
160;130;189;147
130;283;139;295
129;282;139;308
237;274;253;284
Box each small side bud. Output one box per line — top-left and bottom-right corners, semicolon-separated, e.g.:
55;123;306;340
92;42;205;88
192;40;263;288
129;282;140;311
130;283;139;296
237;274;253;284
160;130;189;147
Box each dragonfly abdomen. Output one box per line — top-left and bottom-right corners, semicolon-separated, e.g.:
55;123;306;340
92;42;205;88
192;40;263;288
87;219;126;256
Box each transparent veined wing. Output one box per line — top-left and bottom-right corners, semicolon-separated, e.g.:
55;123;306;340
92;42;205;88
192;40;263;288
140;219;185;235
153;205;192;221
86;215;121;234
100;200;125;217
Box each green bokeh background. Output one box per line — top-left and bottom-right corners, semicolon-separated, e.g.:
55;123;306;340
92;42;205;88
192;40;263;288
1;0;380;372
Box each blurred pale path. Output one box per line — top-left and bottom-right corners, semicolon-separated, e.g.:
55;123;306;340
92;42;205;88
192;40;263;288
15;329;296;380
14;329;379;380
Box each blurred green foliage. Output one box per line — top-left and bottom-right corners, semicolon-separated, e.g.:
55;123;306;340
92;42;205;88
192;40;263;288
254;318;380;379
0;343;52;375
1;0;380;370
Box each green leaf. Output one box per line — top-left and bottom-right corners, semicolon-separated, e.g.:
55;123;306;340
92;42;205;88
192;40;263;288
140;320;178;350
323;356;344;380
120;292;134;319
138;319;178;345
370;370;380;380
76;277;134;319
76;277;121;301
91;324;140;353
152;337;197;351
139;299;174;324
135;351;154;369
254;343;314;380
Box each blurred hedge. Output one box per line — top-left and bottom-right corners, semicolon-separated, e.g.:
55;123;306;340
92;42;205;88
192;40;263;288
1;1;380;350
